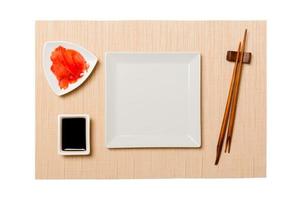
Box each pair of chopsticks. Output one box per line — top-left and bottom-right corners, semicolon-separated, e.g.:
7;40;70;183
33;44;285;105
215;29;248;165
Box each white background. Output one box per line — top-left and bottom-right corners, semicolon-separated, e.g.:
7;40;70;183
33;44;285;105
0;0;299;199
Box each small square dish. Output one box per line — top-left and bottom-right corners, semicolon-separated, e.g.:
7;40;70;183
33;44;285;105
105;52;201;148
58;114;90;155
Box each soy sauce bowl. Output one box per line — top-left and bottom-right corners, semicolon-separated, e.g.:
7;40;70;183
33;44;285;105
58;114;90;155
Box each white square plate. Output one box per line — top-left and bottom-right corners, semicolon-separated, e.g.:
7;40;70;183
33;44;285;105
105;53;201;148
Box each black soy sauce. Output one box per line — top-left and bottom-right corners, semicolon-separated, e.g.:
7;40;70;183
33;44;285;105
61;117;86;151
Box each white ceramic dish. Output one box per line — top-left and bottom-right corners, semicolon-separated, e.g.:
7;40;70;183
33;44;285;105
58;114;90;155
105;52;201;148
43;41;97;96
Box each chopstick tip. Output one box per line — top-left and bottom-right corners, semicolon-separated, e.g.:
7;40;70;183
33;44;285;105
214;151;221;165
214;160;219;165
243;29;248;40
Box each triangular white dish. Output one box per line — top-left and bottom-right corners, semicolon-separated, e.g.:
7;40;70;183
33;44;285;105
43;41;97;96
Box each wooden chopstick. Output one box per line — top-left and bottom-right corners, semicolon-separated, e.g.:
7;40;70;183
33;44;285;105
214;42;242;165
224;29;247;153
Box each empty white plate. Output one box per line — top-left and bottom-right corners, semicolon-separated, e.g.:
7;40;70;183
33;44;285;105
105;53;201;148
43;41;97;96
